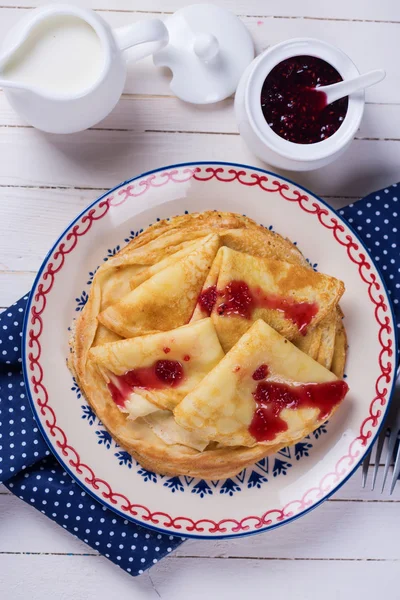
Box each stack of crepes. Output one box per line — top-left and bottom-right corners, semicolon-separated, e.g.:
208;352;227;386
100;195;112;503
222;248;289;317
70;211;349;479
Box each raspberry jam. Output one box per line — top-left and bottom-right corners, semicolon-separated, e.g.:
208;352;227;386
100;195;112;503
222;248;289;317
108;360;184;406
252;364;269;381
198;285;217;316
217;281;254;319
249;379;348;442
216;280;318;334
260;55;348;144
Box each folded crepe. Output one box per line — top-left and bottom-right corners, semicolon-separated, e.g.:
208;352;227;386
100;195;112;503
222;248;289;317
295;309;338;370
70;211;349;479
193;247;344;352
90;318;225;417
174;319;348;448
331;311;348;378
98;234;220;338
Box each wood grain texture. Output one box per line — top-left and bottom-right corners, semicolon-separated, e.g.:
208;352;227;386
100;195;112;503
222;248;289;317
0;555;399;600
0;128;398;197
0;0;399;21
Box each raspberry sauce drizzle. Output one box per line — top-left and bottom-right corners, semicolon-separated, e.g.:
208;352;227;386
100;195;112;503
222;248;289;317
198;285;217;316
107;360;184;407
249;379;348;442
252;364;269;380
216;280;318;334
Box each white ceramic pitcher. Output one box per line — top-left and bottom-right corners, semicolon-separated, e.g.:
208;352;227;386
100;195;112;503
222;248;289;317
0;4;168;133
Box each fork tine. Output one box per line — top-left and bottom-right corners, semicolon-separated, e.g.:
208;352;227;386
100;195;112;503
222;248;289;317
371;427;387;490
362;451;371;487
390;437;400;495
381;427;398;492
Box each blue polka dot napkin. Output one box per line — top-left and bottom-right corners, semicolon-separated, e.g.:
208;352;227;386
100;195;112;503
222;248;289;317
0;185;399;576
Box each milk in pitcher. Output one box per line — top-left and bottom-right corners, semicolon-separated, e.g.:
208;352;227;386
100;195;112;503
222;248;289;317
2;14;104;95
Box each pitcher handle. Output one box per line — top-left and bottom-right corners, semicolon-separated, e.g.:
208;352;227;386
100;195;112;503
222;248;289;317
113;19;168;61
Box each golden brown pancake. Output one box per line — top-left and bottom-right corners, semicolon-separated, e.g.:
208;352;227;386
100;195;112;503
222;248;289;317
70;211;348;479
174;320;347;449
90;318;224;414
331;310;348;378
98;234;220;338
193;246;344;352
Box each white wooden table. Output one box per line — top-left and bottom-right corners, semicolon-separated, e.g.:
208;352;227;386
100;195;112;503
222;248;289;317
1;1;399;597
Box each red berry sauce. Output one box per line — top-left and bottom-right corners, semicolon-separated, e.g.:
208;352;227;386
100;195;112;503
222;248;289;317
216;280;318;335
252;364;269;381
260;55;348;144
107;359;184;407
217;281;255;319
198;285;217;316
249;379;348;442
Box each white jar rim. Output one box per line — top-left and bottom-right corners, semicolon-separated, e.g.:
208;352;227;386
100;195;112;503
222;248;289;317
245;38;365;163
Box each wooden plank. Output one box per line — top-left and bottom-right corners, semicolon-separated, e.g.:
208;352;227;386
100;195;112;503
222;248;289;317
151;558;400;600
178;501;400;559
0;555;398;600
0;554;155;599
0;0;399;21
1;93;400;141
0;478;399;557
0;10;398;102
0;129;398;196
0;188;101;272
0;271;34;306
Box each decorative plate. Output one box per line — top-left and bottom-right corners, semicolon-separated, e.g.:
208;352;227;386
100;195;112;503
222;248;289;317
23;162;397;539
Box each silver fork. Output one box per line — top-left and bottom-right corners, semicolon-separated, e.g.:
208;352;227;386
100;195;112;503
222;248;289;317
361;365;400;494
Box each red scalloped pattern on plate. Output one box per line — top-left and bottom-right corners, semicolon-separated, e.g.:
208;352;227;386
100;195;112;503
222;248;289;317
26;166;395;535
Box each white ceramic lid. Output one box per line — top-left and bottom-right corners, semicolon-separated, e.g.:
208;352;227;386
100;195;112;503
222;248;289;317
153;3;254;104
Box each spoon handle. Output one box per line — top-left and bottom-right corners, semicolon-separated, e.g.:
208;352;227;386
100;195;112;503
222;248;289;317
321;69;386;105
